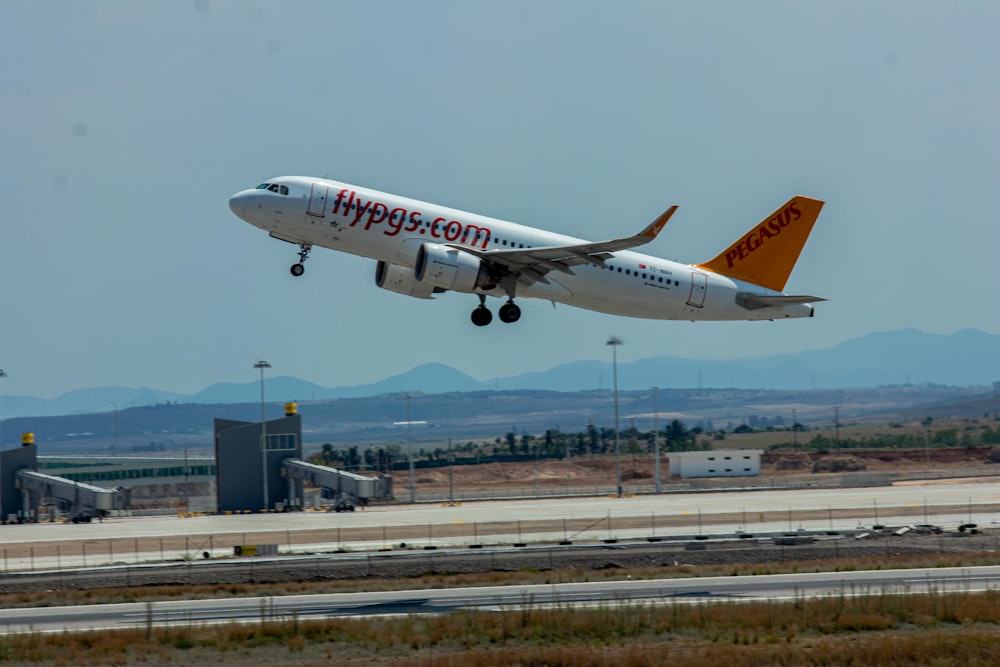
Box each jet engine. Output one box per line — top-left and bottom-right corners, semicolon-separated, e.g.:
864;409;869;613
375;261;439;299
414;243;495;292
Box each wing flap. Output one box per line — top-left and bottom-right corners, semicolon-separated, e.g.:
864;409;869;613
453;205;677;286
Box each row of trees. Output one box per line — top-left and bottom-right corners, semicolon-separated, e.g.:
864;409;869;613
771;424;1000;451
494;420;701;458
307;419;1000;471
308;420;702;472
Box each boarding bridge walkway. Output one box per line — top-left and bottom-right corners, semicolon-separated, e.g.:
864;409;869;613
281;459;392;504
15;470;120;522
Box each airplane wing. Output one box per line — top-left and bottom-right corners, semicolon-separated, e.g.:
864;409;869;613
735;293;827;310
454;206;677;286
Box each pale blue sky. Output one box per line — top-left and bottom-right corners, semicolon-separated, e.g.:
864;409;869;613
2;1;999;399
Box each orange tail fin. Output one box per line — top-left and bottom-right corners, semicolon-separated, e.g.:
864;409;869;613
697;196;824;292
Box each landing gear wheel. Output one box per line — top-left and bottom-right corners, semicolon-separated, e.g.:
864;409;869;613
471;306;493;327
290;243;311;277
498;302;521;324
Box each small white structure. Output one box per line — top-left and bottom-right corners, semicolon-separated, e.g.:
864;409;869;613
669;449;762;478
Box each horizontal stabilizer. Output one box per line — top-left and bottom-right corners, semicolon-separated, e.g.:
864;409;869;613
736;293;827;310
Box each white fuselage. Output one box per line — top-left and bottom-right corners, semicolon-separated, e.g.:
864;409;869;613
229;176;814;321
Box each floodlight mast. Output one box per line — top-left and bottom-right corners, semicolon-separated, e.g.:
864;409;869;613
606;337;623;497
254;360;272;510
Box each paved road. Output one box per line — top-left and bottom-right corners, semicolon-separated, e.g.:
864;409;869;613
0;564;996;635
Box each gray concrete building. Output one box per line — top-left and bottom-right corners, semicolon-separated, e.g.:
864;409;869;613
214;413;303;512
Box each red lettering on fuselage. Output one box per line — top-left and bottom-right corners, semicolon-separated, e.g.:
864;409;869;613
333;189;349;214
327;188;490;249
724;203;802;269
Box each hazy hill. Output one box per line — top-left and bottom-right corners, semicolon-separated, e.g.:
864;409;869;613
3;384;987;452
3;328;999;419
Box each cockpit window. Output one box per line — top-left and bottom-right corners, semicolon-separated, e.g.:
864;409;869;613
257;183;289;195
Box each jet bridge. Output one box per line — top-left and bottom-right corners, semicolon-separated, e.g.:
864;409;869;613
16;470;121;522
1;436;124;523
281;459;393;507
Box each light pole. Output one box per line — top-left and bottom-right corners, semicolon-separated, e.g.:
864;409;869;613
254;360;271;510
110;402;119;456
653;386;660;493
792;407;798;450
0;369;7;444
406;393;415;503
834;406;841;454
606;337;623;497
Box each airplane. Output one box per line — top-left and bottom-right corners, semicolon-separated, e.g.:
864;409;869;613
229;177;825;326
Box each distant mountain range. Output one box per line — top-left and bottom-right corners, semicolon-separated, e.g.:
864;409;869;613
3;328;999;419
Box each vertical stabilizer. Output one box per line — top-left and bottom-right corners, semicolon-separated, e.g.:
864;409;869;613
697;196;824;292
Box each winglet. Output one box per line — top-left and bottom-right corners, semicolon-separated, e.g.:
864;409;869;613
641;205;678;240
697;196;824;292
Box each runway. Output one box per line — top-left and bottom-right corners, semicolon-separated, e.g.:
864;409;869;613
1;564;997;634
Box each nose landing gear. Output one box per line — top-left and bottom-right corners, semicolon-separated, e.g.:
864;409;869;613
290;244;312;277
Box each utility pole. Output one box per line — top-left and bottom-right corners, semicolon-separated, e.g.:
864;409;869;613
834;406;840;454
406;393;415;503
606;337;623;497
653;387;661;493
0;370;6;447
110;402;119;456
254;360;271;510
448;437;454;504
792;407;797;450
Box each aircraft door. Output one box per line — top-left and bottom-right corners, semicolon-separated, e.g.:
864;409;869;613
307;183;328;218
687;271;707;308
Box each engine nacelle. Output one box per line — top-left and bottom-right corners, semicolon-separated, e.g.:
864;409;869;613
375;261;439;299
414;243;494;293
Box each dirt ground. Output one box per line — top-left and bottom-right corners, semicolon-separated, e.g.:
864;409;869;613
408;447;999;492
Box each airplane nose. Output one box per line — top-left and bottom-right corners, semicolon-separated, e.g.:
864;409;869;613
228;192;247;216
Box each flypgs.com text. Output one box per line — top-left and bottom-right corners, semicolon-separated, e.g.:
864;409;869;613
333;189;492;250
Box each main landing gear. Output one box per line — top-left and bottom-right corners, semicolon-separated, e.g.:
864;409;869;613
499;301;521;323
290;244;312;277
470;295;521;327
